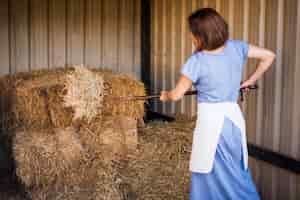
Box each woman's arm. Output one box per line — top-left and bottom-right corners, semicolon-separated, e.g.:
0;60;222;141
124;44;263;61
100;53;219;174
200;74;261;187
160;75;193;102
241;44;276;88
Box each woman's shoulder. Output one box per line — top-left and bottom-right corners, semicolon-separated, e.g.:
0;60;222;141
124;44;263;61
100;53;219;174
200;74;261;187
186;52;204;63
226;39;249;60
227;39;248;48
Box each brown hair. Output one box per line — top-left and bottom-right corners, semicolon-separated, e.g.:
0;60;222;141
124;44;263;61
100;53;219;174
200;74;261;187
188;8;229;51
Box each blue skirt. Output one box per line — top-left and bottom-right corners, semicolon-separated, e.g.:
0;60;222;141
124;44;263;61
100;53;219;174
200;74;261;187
190;117;260;200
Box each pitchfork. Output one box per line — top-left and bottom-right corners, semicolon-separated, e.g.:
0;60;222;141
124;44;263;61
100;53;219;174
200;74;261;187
115;84;258;102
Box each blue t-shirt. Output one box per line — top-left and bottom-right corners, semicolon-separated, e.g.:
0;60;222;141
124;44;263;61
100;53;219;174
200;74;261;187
181;39;249;102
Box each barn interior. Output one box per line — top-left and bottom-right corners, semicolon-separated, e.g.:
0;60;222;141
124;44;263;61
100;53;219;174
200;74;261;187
0;0;299;200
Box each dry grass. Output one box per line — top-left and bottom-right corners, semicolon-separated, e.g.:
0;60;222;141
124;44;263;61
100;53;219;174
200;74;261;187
101;73;145;119
13;126;134;200
78;116;139;164
13;127;86;187
0;66;197;200
4;119;195;200
27;161;129;200
121;119;195;200
63;66;105;123
0;66;145;131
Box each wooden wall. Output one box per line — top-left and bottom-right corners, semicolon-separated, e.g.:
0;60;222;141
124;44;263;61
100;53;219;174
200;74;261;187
150;0;300;199
0;0;141;78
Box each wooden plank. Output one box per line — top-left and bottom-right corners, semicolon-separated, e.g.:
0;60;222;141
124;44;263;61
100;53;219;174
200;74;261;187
170;0;177;115
0;0;10;75
180;0;187;114
246;7;260;189
261;0;278;151
255;0;266;147
232;0;244;40
260;162;274;199
119;0;134;76
277;169;291;200
49;0;66;68
190;0;198;118
297;175;300;200
197;0;204;9
228;0;234;36
10;0;30;73
249;157;261;195
241;0;249;114
102;0;119;71
161;0;167;114
253;158;298;200
66;0;85;65
206;0;216;9
278;1;298;198
175;0;183;114
273;0;284;152
151;0;158;112
30;0;49;70
141;0;150;88
215;0;221;12
291;0;300;161
290;175;298;200
270;1;282;199
164;0;172;115
155;0;163;113
85;0;102;68
246;0;260;145
260;1;279;198
219;0;229;22
280;0;297;157
183;0;192;116
133;0;141;80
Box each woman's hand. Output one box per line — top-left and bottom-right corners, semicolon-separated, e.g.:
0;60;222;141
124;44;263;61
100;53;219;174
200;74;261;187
160;91;170;102
240;80;255;91
159;75;193;102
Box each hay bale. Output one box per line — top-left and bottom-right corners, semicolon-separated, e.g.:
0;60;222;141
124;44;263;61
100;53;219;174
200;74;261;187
13;117;139;188
121;120;195;200
11;118;195;200
78;116;138;163
0;66;145;130
13;67;106;128
13;126;132;200
118;117;139;152
63;66;105;122
101;73;145;119
0;66;145;199
13;127;86;187
27;161;129;200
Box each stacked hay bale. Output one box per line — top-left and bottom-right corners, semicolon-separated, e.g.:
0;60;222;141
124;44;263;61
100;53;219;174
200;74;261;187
121;119;195;200
0;66;145;199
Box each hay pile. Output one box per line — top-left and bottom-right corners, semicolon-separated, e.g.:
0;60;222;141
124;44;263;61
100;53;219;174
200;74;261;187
0;65;197;199
0;66;144;130
0;66;145;199
121;119;195;200
1;118;196;200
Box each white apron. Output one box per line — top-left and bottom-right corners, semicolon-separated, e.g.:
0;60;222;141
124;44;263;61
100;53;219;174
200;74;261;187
190;102;248;173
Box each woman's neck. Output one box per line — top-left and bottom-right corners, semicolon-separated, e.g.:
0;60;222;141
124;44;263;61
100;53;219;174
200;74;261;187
202;45;226;55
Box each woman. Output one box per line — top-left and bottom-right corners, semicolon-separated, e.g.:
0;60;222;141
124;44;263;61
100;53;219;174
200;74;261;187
160;8;275;200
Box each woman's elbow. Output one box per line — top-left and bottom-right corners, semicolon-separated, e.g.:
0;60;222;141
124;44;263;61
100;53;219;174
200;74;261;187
266;51;276;64
261;50;276;69
269;51;276;62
